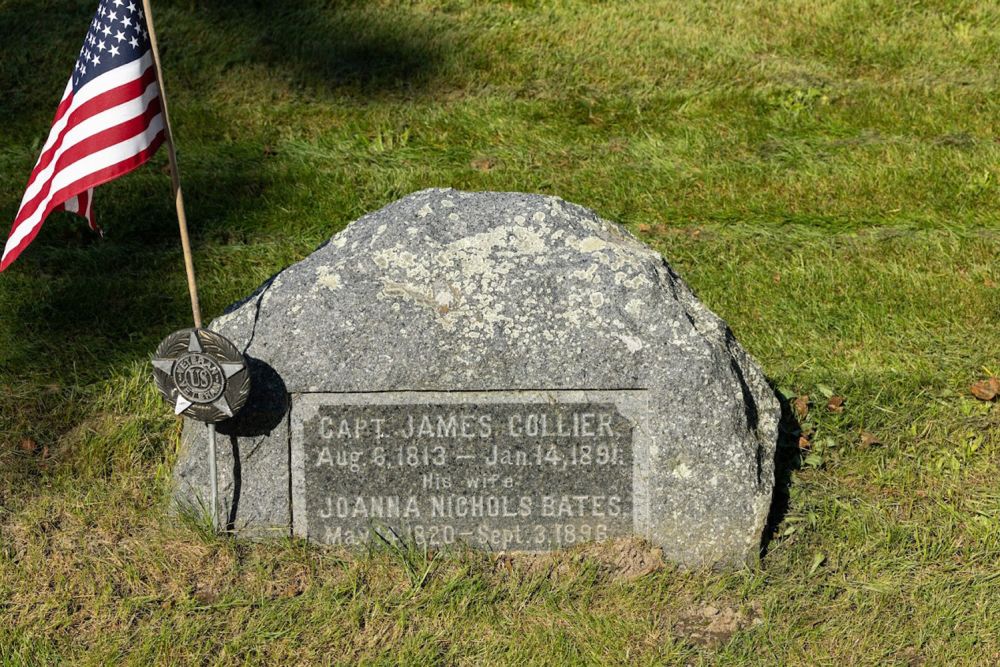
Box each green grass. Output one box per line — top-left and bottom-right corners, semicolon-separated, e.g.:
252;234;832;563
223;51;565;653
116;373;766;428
1;0;999;663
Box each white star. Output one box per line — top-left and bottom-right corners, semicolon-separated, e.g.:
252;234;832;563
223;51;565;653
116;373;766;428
107;11;117;22
138;9;144;19
127;1;136;11
113;0;123;6
115;30;126;43
93;55;101;66
122;16;132;28
101;24;111;36
128;36;139;48
97;40;106;51
80;65;86;75
109;45;120;57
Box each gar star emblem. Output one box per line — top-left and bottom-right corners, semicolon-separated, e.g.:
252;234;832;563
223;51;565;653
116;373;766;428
151;328;251;423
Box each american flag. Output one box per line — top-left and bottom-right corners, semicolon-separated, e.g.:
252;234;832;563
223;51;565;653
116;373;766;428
1;0;165;271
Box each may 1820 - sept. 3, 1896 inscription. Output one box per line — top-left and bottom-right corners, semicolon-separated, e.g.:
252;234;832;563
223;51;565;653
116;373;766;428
290;391;647;551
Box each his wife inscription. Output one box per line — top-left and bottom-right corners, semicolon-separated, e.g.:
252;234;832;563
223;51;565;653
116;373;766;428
291;392;643;551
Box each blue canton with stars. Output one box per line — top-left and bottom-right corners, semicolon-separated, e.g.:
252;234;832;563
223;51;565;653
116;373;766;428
73;0;151;91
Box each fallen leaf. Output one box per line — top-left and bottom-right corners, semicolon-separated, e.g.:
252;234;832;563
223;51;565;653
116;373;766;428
803;453;823;468
860;432;881;447
827;396;845;413
793;395;809;420
772;273;781;284
798;435;811;450
808;552;826;575
675;602;753;649
637;223;651;233
970;377;999;401
193;584;219;605
19;438;37;453
470;157;495;172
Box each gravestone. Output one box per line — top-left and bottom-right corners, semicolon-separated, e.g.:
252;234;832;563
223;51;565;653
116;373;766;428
173;189;780;567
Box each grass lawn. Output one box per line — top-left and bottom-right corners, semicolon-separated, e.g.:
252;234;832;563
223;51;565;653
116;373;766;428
1;0;999;663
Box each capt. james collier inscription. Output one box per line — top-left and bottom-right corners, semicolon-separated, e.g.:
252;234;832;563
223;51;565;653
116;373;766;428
291;391;648;551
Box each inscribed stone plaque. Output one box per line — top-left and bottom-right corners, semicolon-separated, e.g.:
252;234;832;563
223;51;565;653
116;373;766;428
291;391;648;551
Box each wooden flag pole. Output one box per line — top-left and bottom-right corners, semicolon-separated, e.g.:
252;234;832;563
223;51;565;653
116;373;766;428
142;0;202;329
143;0;217;532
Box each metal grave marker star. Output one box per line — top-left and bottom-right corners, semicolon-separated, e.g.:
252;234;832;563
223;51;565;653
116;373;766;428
152;328;250;423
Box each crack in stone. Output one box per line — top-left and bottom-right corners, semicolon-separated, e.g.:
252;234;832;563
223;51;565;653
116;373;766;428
240;276;276;356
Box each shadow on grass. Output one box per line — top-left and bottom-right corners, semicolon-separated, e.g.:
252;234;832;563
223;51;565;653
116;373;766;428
0;0;467;491
0;0;463;128
0;0;460;364
760;389;802;561
191;0;456;95
0;155;260;370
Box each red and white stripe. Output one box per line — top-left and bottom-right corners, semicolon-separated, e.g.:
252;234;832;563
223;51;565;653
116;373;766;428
1;51;164;271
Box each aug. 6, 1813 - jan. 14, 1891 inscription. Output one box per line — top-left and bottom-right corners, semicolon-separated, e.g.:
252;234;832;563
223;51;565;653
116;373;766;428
290;391;646;551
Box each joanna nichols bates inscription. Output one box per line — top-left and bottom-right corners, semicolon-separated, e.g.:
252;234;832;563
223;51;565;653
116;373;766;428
291;391;648;551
